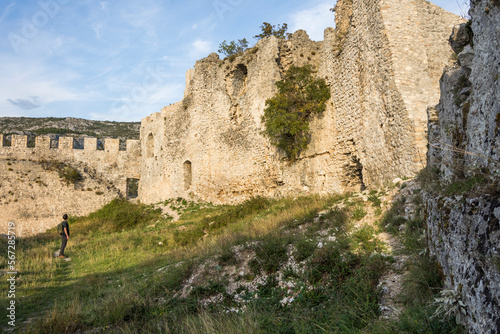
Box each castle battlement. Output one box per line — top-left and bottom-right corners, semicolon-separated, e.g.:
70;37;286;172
0;134;140;152
0;133;141;199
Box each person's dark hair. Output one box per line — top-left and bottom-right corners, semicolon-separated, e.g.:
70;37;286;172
63;214;68;220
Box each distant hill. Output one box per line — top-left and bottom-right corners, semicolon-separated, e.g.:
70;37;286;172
0;117;140;148
0;116;140;140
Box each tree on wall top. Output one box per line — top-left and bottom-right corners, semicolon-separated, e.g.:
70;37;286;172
218;38;249;57
254;22;292;40
261;65;331;161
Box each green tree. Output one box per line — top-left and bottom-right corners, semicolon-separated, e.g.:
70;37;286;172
218;38;249;57
261;65;330;161
254;22;292;40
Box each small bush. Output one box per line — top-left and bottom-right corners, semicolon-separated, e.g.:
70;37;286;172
445;174;486;196
295;239;316;262
42;160;82;184
261;65;331;161
368;194;382;207
254;22;292;40
308;243;356;284
218;39;248;57
255;237;288;273
416;167;440;192
218;248;237;266
190;281;225;298
351;205;367;221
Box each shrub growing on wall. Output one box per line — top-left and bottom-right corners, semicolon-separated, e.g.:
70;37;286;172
261;65;330;161
254;22;292;40
218;38;249;57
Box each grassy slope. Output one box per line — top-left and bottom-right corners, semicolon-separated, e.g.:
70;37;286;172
0;184;463;333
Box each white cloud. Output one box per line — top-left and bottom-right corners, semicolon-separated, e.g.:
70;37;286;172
190;39;213;59
0;55;84;117
92;82;185;122
91;22;104;40
289;1;334;41
99;1;110;12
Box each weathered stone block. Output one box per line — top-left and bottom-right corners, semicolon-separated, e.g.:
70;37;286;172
84;137;97;151
12;135;27;148
35;136;50;149
59;137;74;150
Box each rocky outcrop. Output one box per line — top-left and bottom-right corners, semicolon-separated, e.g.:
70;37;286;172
140;0;460;205
425;1;500;332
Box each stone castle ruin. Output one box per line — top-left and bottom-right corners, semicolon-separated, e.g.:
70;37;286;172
139;0;461;204
2;0;499;330
1;0;461;214
0;134;141;235
0;134;141;196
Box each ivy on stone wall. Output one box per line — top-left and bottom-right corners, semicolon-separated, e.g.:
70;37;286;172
261;65;330;161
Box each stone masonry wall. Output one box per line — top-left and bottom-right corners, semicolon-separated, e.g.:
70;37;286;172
0;134;141;194
425;0;500;332
139;0;460;205
0;134;141;235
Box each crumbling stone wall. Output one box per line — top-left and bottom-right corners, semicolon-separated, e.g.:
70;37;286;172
140;0;460;205
0;134;141;193
0;134;141;235
425;0;500;332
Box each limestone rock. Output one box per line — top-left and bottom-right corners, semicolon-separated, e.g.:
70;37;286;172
458;45;475;69
425;0;500;331
449;23;471;54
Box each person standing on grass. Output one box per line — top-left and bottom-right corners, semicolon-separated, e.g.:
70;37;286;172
59;213;70;258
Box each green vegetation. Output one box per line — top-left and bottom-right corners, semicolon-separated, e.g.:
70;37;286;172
218;39;249;57
127;178;139;199
41;160;82;184
417;166;493;197
0;117;140;140
254;22;292;40
261;65;331;161
0;193;381;333
368;191;465;333
33;127;82;136
0;182;464;333
444;174;486;196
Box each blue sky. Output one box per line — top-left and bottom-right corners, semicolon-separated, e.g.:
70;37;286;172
0;0;469;122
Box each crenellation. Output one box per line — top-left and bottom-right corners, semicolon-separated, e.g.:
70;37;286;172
0;134;139;153
58;136;74;150
12;135;28;148
0;133;141;206
126;139;140;155
105;138;120;152
84;137;97;151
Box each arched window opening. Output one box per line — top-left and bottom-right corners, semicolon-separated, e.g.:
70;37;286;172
146;133;154;158
183;161;192;191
